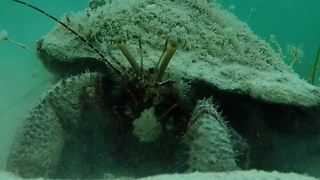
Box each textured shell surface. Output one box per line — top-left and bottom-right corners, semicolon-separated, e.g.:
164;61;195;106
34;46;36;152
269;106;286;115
37;0;320;106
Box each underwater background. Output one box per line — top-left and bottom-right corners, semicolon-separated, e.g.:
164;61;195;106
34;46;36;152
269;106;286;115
0;0;319;173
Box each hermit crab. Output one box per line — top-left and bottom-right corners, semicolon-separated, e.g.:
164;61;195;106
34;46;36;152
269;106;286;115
6;0;320;179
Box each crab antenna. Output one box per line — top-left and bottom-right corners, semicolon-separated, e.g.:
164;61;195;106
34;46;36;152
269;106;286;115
155;38;169;70
310;45;320;85
154;41;178;81
115;38;141;77
11;0;122;76
138;37;144;79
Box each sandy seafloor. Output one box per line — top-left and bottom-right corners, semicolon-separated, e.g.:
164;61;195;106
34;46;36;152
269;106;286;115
0;0;319;179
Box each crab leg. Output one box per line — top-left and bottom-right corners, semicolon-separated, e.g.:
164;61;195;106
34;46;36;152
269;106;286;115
186;98;239;172
6;72;102;178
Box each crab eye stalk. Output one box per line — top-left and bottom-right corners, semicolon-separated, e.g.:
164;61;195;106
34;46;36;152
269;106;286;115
116;38;141;77
154;41;178;81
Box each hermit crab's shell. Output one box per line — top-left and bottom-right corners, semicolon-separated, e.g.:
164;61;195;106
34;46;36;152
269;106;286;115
37;0;320;106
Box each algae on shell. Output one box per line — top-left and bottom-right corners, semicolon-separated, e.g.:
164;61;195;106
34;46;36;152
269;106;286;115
37;0;320;106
